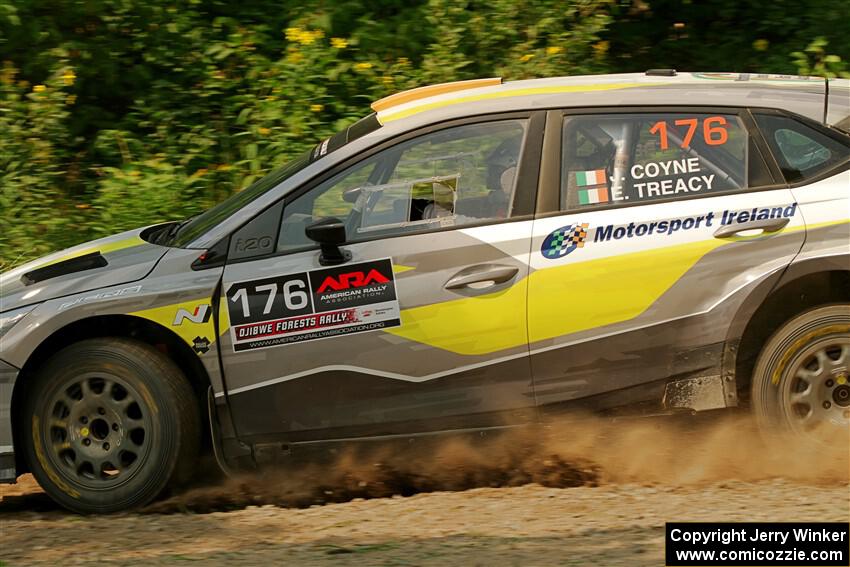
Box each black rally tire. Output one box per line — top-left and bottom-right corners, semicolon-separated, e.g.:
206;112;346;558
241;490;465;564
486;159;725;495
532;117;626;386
751;304;850;437
23;338;200;513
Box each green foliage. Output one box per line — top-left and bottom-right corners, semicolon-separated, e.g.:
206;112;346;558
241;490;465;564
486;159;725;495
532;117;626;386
791;37;850;78
0;0;847;267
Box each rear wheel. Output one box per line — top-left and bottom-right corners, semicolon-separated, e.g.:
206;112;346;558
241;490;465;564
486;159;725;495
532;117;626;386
751;304;850;439
23;338;200;513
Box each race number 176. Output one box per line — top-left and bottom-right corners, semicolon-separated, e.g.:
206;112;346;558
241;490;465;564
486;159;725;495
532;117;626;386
649;116;729;150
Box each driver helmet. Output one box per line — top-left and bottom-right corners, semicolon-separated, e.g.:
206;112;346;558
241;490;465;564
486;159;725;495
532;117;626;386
486;136;521;193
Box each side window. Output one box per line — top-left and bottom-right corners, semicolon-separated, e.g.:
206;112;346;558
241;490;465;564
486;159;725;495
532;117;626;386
560;112;773;210
753;113;850;183
278;120;527;251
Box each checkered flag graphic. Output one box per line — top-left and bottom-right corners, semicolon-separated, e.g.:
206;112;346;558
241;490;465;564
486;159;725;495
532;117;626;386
542;223;589;258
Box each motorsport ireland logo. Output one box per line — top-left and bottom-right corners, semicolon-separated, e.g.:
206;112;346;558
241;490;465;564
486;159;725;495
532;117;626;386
541;223;589;259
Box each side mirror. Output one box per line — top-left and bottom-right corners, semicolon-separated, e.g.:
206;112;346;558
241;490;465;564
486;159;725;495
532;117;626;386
305;217;351;266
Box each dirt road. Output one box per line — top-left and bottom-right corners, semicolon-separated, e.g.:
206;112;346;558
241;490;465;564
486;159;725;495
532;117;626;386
2;416;848;566
2;476;848;566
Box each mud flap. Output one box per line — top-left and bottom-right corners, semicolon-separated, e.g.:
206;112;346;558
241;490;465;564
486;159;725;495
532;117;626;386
206;387;237;478
662;375;731;412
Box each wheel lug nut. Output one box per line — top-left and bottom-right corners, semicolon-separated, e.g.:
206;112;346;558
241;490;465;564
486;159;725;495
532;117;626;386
103;442;110;451
83;438;91;446
112;423;119;431
98;407;105;415
826;379;834;388
823;401;831;409
80;416;88;424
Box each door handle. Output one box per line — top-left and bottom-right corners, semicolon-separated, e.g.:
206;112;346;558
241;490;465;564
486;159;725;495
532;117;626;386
713;217;790;239
444;264;519;290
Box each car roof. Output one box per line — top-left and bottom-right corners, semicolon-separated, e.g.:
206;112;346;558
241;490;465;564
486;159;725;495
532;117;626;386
187;71;850;249
374;71;849;128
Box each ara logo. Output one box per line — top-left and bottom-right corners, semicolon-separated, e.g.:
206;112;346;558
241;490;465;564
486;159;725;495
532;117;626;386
541;223;589;259
172;304;212;326
317;269;390;293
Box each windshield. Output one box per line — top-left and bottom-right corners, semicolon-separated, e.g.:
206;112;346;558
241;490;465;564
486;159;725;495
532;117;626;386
170;151;312;247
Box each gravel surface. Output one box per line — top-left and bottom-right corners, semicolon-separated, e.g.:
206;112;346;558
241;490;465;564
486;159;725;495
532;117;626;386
2;417;848;566
1;476;848;566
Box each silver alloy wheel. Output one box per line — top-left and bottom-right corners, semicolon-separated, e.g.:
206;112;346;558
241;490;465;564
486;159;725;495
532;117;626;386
42;371;154;489
781;338;850;435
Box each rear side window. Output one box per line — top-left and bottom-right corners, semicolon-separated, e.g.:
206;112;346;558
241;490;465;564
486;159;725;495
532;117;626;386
753;113;850;183
560;112;774;210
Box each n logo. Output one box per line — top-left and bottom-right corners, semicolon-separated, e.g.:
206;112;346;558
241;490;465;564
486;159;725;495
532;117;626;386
173;304;211;326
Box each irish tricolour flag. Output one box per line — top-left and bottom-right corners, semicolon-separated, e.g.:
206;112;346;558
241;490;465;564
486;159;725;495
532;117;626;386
574;169;609;205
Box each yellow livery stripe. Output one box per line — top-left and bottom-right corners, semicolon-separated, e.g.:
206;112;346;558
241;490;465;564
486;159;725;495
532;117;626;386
377;82;662;124
41;235;146;268
387;277;528;356
130;299;216;349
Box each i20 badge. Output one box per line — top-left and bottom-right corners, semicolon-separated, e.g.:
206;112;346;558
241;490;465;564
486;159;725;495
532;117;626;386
541;223;589;259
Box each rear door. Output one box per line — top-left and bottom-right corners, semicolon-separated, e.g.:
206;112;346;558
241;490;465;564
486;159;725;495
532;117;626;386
219;114;544;443
527;107;805;411
752;110;850;264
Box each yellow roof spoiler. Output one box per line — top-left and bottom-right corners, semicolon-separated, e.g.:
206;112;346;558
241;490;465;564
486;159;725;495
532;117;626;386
371;77;503;113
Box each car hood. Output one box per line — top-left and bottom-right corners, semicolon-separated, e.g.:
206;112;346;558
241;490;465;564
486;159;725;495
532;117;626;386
0;226;170;312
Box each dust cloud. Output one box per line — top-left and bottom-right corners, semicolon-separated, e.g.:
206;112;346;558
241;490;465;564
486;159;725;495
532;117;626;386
145;413;849;514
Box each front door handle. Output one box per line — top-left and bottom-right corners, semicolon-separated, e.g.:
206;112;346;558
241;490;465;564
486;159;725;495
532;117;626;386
444;264;519;290
713;217;790;239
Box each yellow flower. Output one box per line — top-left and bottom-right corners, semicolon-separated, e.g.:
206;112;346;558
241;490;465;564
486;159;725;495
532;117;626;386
519;54;534;63
66;94;77;105
288;51;303;64
753;39;769;52
62;69;76;86
285;27;303;42
381;75;394;86
546;46;563;56
217;164;232;171
258;127;271;135
33;84;46;93
354;62;373;71
593;41;609;56
286;28;324;45
331;37;349;49
397;57;410;66
310;104;324;112
75;203;91;210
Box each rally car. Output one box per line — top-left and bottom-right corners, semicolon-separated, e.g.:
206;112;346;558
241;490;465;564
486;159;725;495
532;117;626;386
1;70;849;513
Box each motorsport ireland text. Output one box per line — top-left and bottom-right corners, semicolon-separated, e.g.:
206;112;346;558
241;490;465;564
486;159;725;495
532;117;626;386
594;203;797;242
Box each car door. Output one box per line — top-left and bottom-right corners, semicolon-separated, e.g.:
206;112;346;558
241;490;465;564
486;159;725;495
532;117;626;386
752;110;850;267
527;108;806;411
219;115;544;443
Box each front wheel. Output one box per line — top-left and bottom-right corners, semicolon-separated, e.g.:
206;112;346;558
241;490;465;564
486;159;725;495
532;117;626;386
751;304;850;439
23;338;200;513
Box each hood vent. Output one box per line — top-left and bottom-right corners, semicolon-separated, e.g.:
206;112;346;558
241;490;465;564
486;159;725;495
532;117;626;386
21;252;108;286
